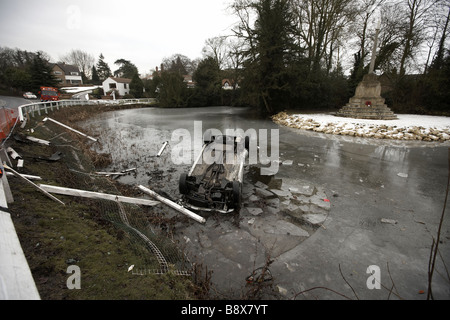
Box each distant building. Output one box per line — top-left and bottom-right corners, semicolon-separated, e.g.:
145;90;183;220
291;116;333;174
222;79;239;90
183;74;195;88
102;77;131;96
51;63;83;86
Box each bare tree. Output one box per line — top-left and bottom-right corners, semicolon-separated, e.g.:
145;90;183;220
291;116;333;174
229;0;259;60
352;0;387;67
161;54;195;75
425;0;450;71
59;49;95;79
202;36;230;70
397;0;437;75
290;0;358;73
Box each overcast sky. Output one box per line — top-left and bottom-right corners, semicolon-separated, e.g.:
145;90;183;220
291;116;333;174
0;0;237;75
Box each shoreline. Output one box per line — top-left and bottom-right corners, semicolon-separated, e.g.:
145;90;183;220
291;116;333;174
272;111;450;142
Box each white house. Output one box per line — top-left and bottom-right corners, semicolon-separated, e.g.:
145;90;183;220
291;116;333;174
102;77;131;96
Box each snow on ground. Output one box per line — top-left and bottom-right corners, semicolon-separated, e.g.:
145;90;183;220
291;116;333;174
60;86;102;94
272;112;450;142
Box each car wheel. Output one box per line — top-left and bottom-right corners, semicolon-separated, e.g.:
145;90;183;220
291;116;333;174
232;180;241;209
179;173;189;195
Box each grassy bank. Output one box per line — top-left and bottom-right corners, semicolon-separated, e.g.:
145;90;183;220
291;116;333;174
5;104;204;300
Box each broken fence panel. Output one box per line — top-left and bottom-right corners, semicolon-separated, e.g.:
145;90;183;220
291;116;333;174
4;164;65;205
138;185;206;224
95;168;137;177
6;147;21;160
6;172;42;180
157;141;168;157
26;136;50;145
95;171;127;177
39;184;160;207
43;117;97;142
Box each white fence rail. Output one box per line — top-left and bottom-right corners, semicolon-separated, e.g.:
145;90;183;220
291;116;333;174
18;98;156;122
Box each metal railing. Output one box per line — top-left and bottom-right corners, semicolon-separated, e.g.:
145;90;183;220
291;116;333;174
18;98;156;122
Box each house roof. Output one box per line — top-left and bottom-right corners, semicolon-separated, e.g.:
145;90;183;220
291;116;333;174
51;63;80;74
108;77;132;83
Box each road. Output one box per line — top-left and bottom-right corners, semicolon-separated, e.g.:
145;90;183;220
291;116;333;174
0;95;38;111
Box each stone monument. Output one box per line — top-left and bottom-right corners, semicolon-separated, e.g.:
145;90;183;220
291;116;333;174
336;22;397;120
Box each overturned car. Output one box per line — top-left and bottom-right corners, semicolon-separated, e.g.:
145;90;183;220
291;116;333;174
179;130;249;213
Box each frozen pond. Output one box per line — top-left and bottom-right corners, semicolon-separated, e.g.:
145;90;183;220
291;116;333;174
81;106;450;299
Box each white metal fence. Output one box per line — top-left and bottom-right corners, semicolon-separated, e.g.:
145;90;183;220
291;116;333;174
18;98;156;122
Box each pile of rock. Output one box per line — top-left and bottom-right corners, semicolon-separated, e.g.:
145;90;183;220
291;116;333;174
272;112;450;142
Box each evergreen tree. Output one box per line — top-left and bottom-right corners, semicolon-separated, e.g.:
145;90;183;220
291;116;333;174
156;71;187;107
96;53;112;81
91;65;100;84
114;59;139;79
192;57;222;106
130;72;144;98
239;0;299;114
29;52;58;91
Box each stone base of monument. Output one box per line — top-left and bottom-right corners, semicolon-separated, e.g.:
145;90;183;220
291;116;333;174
336;73;397;120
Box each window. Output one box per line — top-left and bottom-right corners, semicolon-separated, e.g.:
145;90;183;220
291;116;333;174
109;83;117;89
54;71;62;75
123;83;128;89
70;72;79;76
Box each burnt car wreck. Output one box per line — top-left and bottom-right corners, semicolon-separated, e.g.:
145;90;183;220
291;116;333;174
179;131;249;213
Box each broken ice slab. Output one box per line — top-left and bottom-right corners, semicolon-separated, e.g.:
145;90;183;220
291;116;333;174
280;178;316;196
263;220;310;237
254;181;269;189
270;189;292;198
264;197;280;208
397;173;408;178
282;160;293;166
302;213;327;226
247;207;263;216
255;187;276;199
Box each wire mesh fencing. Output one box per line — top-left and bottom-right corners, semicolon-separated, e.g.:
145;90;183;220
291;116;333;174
13;107;192;276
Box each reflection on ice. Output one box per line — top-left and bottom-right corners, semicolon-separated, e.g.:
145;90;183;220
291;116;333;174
373;146;409;163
